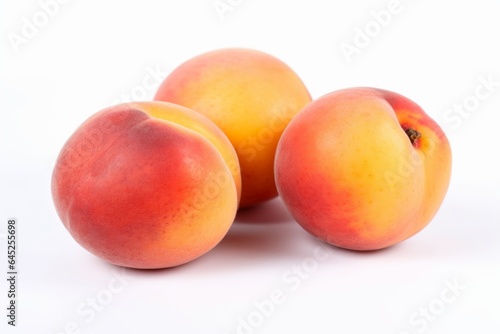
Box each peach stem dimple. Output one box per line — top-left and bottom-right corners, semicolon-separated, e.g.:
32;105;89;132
404;128;421;145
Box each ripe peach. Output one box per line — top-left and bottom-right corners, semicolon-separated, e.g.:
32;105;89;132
275;88;452;250
154;48;311;208
52;101;241;269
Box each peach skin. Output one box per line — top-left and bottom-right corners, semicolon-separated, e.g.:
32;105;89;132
275;88;452;250
52;101;241;269
154;48;311;208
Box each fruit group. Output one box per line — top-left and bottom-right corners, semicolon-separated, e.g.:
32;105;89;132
275;88;452;250
52;101;241;269
154;48;311;208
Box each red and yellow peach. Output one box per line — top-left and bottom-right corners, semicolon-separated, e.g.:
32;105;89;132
52;101;241;269
275;88;452;250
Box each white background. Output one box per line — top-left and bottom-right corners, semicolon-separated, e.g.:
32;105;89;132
1;0;500;333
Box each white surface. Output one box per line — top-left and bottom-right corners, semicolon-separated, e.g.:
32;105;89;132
1;0;500;333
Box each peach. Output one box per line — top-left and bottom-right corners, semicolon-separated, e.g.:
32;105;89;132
154;48;311;208
51;101;241;269
275;88;452;250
